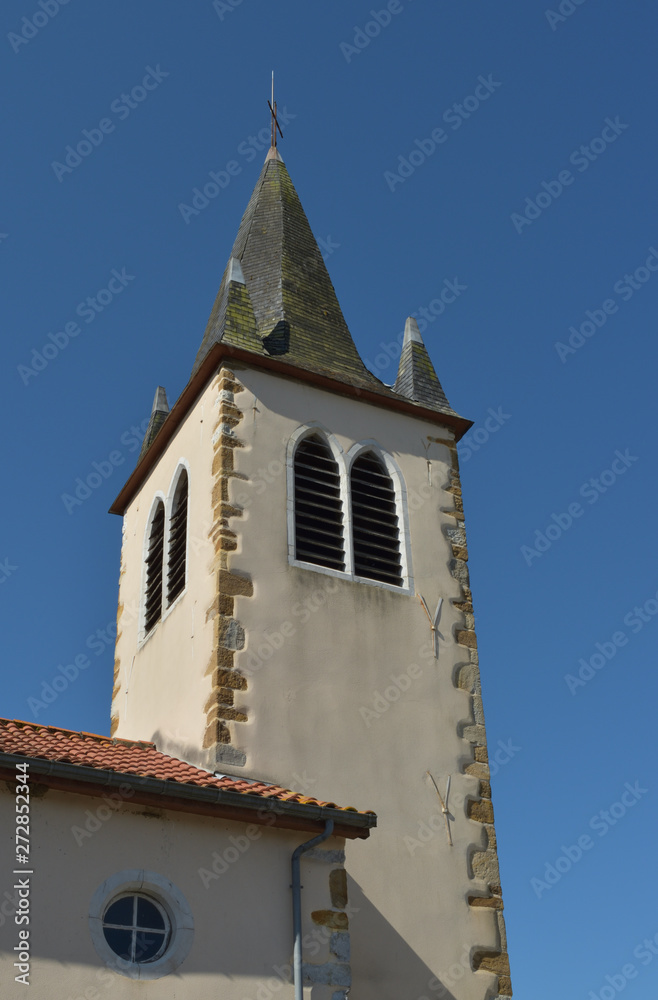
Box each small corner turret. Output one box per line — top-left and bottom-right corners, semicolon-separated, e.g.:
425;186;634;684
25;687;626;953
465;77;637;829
139;386;170;460
394;316;455;412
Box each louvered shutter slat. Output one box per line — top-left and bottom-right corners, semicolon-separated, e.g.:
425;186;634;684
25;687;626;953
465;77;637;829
350;453;402;586
294;436;345;571
144;503;165;632
167;471;188;605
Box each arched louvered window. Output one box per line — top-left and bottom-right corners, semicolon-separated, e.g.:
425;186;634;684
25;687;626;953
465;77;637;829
167;470;188;605
144;501;165;633
294;435;345;571
350;452;403;586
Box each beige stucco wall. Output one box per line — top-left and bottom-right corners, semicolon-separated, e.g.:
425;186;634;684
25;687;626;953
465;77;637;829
112;363;506;998
112;375;218;762
224;367;501;999
0;782;351;999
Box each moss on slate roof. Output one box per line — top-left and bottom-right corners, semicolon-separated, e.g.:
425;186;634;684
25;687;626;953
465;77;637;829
192;151;463;423
394;331;455;412
194;155;382;390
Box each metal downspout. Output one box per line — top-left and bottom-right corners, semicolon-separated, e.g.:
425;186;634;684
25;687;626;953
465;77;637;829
291;819;334;1000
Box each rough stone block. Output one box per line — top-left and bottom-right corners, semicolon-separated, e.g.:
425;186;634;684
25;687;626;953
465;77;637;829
305;848;346;864
330;932;350;962
218;570;253;597
468;799;494;824
469;895;503;909
217;594;234;617
214;744;246;768
456;629;477;648
218;617;245;651
211;668;247;691
311;910;348;930
329;869;348;909
472;849;501;885
302;962;350;987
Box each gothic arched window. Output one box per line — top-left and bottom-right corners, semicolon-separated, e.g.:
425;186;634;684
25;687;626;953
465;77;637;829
293;435;345;571
350;451;403;586
167;469;188;605
144;501;165;633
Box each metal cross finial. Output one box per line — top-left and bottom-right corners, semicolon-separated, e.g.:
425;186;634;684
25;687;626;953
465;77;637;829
268;71;283;148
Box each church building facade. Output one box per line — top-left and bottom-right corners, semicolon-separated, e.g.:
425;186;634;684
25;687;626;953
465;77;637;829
0;138;512;999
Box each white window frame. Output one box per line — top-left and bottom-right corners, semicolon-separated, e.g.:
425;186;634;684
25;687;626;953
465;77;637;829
139;492;167;643
138;460;191;646
287;426;413;594
346;440;414;593
165;461;191;613
88;869;194;981
286;422;348;568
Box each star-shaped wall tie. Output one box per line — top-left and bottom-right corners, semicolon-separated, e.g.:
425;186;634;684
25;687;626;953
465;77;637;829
419;594;443;659
427;771;453;846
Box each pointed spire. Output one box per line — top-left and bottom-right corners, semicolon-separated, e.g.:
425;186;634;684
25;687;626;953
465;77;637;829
139;386;170;460
192;156;382;391
394;318;455;412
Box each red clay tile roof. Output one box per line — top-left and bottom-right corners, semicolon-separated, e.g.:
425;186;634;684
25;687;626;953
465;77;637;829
0;718;372;816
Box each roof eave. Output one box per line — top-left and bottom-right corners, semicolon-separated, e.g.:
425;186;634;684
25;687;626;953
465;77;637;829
110;342;472;516
0;753;376;839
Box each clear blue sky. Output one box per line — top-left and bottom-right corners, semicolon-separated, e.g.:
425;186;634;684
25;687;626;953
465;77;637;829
2;1;657;995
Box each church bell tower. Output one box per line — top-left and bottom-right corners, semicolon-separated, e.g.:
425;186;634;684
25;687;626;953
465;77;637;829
109;131;513;998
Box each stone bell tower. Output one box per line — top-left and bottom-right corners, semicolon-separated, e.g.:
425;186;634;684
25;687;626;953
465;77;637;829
110;139;513;998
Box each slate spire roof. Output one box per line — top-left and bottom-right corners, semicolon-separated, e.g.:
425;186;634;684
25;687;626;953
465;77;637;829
192;149;385;390
111;148;471;514
394;317;455;412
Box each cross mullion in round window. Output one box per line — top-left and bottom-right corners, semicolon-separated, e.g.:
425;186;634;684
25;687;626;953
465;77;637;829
102;893;170;964
350;452;403;586
294;435;345;571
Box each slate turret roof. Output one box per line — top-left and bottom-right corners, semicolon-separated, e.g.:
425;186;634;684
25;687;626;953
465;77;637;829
139;385;170;460
394;317;455;412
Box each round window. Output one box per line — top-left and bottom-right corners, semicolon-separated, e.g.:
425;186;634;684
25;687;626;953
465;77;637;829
89;870;194;980
102;893;170;964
